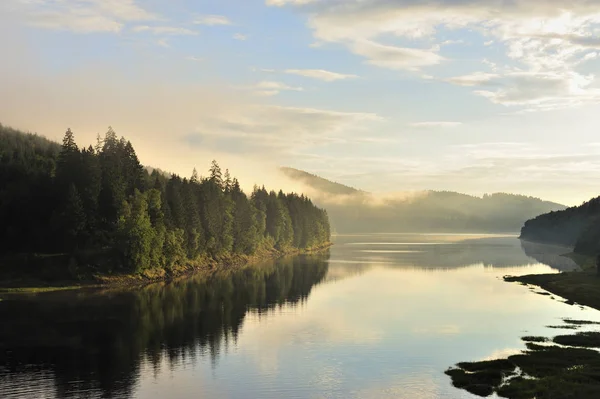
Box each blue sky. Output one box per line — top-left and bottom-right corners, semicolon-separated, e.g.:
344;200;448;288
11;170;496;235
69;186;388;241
1;0;600;205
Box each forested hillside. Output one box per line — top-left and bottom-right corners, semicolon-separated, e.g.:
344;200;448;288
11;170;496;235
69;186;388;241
520;196;600;255
0;124;331;277
280;167;361;196
281;168;566;233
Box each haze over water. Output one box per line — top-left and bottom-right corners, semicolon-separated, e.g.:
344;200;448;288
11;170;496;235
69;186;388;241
1;234;597;399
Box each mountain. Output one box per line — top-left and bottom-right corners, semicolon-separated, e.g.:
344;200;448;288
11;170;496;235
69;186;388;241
280;167;362;196
281;167;567;234
520;196;600;255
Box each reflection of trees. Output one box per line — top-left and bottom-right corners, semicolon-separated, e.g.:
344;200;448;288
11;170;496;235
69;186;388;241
0;252;329;398
329;237;575;272
520;240;580;272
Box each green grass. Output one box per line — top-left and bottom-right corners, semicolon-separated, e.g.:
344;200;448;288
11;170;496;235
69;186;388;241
547;325;579;330
447;258;600;397
563;319;600;326
447;342;600;398
553;332;600;348
505;272;600;311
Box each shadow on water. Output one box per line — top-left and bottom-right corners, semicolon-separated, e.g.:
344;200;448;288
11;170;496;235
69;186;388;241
0;252;330;398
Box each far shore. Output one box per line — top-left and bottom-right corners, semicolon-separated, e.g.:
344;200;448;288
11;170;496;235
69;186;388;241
0;243;333;295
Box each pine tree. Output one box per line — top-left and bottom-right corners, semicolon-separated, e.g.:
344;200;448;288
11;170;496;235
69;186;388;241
209;160;223;190
224;169;232;193
62;183;86;250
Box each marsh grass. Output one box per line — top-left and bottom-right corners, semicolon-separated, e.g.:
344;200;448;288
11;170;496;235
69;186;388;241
521;336;549;343
448;325;600;397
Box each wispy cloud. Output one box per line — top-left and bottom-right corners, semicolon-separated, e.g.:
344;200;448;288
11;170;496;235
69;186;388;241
233;33;247;41
132;25;198;35
269;0;600;111
350;40;444;71
12;0;157;33
284;69;359;81
193;15;232;26
251;81;305;96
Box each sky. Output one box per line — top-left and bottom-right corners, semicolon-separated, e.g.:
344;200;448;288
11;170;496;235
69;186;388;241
1;0;600;206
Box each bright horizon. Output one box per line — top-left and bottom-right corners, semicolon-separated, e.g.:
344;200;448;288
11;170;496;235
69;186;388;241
2;0;600;206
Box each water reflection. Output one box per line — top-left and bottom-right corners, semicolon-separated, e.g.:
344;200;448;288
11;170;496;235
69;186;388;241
0;253;330;399
326;235;578;283
0;235;591;399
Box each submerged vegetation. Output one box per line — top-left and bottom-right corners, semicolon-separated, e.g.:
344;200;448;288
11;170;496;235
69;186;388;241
0;125;331;284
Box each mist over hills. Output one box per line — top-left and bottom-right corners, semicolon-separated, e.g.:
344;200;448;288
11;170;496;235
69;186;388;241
280;167;566;234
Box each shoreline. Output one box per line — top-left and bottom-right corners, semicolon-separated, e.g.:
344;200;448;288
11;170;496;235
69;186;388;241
446;249;600;398
504;250;600;310
504;270;600;311
0;242;333;294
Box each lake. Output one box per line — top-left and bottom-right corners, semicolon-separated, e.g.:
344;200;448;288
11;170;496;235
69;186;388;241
1;234;598;399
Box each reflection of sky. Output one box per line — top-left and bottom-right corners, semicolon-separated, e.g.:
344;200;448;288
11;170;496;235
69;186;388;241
135;234;600;399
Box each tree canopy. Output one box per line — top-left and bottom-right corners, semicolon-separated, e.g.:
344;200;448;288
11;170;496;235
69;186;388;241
0;125;331;274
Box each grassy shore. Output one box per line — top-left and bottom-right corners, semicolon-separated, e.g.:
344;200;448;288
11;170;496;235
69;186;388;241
0;243;332;294
447;251;600;398
504;271;600;310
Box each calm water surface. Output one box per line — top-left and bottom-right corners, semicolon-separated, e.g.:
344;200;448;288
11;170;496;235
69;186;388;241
1;234;598;399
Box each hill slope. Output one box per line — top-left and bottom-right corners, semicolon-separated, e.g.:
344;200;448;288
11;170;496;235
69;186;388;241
282;167;566;234
280;167;361;196
520;196;600;255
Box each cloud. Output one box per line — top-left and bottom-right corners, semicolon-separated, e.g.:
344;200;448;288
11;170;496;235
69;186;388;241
248;81;305;96
269;0;600;109
447;72;500;87
193;15;232;26
187;105;383;153
233;33;247;41
350;40;444;71
284;69;359;81
472;71;600;110
410;122;462;128
132;26;198;35
8;0;157;33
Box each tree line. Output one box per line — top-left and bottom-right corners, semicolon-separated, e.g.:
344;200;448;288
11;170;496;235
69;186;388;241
0;124;331;273
520;194;600;255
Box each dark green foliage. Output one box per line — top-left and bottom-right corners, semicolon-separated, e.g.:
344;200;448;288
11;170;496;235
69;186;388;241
0;124;61;253
522;336;549;343
0;125;331;275
448;333;600;398
520;195;600;253
61;184;86;250
563;319;600;326
445;368;504;397
457;359;516;373
553;332;600;348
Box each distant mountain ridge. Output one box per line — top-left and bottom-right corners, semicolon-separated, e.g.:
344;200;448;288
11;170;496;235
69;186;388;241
281;166;567;234
280;167;362;196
